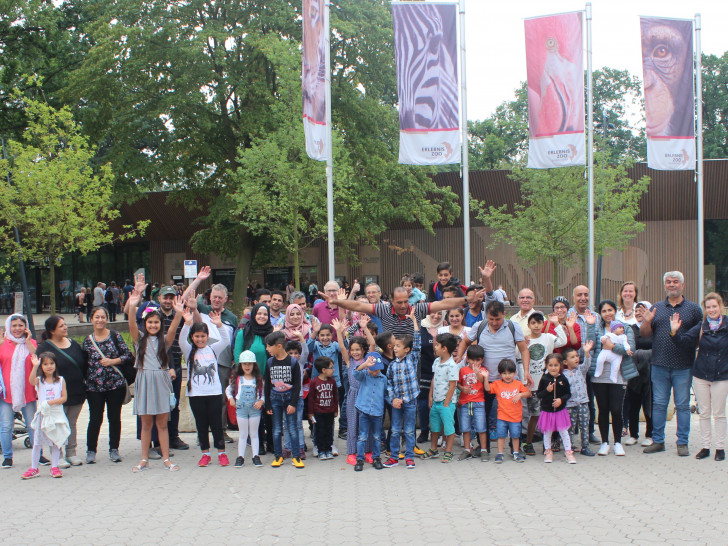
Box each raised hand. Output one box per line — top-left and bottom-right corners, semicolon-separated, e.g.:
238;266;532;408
584;309;597;325
642;305;656;324
196;266;211;281
209;309;223;328
583;340;594;353
182;307;193;325
352;280;360;294
358;314;370;329
337;287;347;301
670;312;682;334
134;273;148;298
186;293;198;310
478;259;497;279
547;312;560;325
172;295;185;315
566;311;577;329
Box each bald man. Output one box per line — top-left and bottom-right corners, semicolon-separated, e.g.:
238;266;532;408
510;288;536;337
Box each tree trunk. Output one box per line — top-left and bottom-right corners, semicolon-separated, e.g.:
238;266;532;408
49;262;56;314
552;257;559;300
232;238;256;317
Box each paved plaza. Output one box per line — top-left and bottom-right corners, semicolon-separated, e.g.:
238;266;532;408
2;406;726;545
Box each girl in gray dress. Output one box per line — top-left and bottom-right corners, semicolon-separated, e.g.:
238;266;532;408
127;275;179;472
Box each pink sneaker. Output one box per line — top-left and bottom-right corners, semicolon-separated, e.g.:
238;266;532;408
544;449;553;463
218;453;230;467
346;454;357;466
565;450;577;464
365;452;373;464
50;467;63;478
21;468;40;480
198;454;212;467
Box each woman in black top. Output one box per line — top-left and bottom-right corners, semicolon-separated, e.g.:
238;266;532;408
36;315;87;467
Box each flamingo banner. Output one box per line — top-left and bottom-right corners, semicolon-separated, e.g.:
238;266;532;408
302;0;329;161
393;2;460;165
640;17;695;170
524;12;585;169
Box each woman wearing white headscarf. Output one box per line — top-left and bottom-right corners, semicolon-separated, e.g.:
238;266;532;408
0;314;38;468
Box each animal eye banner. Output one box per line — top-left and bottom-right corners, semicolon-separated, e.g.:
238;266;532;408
302;0;329;161
640;17;695;171
392;2;460;165
524;11;585;169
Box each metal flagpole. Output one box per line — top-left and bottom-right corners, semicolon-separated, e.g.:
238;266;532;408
460;0;470;285
324;0;335;281
695;13;704;304
586;3;595;308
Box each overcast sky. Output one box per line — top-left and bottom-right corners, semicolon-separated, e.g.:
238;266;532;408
463;0;728;121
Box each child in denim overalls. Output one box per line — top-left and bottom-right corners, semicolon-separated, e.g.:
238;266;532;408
226;350;264;467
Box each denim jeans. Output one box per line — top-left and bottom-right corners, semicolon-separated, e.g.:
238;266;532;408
0;399;37;459
651;365;692;445
358;413;383;460
389;399;417;458
283;396;305;452
270;391;299;457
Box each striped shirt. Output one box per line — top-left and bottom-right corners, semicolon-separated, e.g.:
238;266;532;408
373;301;431;337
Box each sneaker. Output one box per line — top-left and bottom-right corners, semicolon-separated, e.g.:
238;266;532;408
57;458;71;469
458;451;473;461
382;457;399;468
364;452;373;464
597;442;610;456
405;458;415;469
472;446;482;457
21;468;40;479
641;437;654;447
522;443;536;456
372;457;384;470
67;455;84;466
218;453;230;466
170;437;190;450
354;459;364;471
643;442;665;454
147;448;161;460
677;444;689;457
198;454;212;467
50;467;63;478
271;456;284;467
312;446;319;457
252;455;263;467
338;430;347;440
715;449;725;461
346;454;357;466
494;453;504;464
565;450;577;464
614;443;626;456
109;449;122;463
224;432;234;443
282;449;292;459
319;453;327;461
298;449;306;461
513;451;526;463
234;456;244;467
481;450;490;462
292;457;305;468
624;437;638;446
413;445;425;456
331;444;339;456
398;452;405;460
695;448;710;460
38;456;50;466
580;447;596;457
86;451;96;464
544;449;553;463
589;433;601;444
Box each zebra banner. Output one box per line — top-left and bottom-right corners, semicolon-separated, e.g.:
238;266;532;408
524;11;585;169
392;2;460;165
302;0;329;161
640;17;695;170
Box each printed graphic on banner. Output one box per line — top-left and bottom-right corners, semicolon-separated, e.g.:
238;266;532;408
640;17;695;171
392;3;460;165
302;0;329;161
525;11;585;169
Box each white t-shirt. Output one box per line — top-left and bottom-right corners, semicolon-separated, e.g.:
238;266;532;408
526;326;567;390
179;323;230;397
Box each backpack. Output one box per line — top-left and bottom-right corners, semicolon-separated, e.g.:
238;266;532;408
105;289;114;303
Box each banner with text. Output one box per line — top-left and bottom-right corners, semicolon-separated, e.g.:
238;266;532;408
525;11;585;169
393;3;460;165
302;0;329;161
640;17;695;170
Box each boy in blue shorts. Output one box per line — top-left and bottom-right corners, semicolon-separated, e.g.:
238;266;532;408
485;359;531;463
457;344;488;461
421;333;460;463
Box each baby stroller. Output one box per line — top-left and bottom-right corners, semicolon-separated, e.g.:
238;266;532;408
12;411;32;449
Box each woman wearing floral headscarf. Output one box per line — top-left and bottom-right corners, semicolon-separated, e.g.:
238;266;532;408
283;304;312;342
0;314;38;468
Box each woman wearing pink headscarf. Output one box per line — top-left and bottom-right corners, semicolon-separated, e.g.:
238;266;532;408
283;304;312;342
0;314;38;468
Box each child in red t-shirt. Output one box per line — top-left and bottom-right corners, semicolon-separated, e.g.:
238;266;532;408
456;345;488;461
485;359;531;463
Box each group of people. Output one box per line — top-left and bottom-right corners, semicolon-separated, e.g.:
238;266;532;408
76;280;135;323
2;261;725;479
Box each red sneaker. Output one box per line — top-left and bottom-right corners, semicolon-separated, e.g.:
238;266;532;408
382;457;399;468
405;458;415;469
198;454;212;467
365;452;373;464
50;467;63;478
346;454;357;466
218;453;230;467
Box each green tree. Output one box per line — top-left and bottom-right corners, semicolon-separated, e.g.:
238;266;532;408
702;52;728;159
472;152;650;298
0;98;147;312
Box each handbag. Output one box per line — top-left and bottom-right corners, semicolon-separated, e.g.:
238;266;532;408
88;334;133;405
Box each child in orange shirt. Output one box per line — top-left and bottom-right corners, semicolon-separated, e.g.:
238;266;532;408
485;359;531;464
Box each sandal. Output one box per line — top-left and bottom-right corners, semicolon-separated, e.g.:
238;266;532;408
420;448;439;460
132;459;148;473
163;458;180;472
441;451;454;463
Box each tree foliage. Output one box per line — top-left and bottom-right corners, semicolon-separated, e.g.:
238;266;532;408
702;52;728;159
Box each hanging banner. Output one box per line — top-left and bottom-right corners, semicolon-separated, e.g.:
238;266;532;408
392;3;460;165
525;11;585;169
640;17;695;170
302;0;329;161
